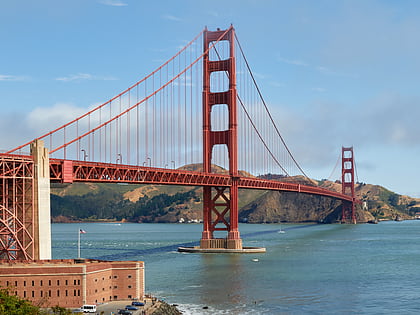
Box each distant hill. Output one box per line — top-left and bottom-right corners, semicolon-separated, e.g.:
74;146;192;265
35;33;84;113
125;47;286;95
50;165;420;224
319;179;420;221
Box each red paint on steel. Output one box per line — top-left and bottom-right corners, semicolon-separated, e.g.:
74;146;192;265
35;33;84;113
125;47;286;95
341;147;356;223
48;159;353;203
0;154;35;260
62;160;73;183
202;26;241;242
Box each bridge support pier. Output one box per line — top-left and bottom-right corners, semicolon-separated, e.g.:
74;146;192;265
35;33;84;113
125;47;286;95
200;185;243;250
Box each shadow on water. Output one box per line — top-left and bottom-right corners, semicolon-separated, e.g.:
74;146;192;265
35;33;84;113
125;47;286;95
90;224;318;261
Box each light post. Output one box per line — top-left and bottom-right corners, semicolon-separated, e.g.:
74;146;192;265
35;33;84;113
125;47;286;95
116;153;122;164
147;157;151;167
171;160;175;169
81;149;88;161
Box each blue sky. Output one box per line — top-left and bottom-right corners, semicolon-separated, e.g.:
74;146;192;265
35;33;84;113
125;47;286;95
2;0;420;197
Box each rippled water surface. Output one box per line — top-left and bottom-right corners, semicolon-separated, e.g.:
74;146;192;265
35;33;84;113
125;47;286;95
52;221;420;314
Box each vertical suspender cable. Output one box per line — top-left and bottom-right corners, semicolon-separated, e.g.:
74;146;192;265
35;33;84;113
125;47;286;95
235;34;308;179
136;84;139;166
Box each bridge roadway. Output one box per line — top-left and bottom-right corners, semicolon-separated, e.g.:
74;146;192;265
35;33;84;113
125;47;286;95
49;158;353;202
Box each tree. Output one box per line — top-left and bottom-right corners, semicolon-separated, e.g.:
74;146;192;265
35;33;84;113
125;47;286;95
0;286;44;315
50;305;72;315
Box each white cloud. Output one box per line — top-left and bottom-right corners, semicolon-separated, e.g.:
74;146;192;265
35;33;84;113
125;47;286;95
98;0;127;6
277;56;308;67
311;87;326;92
55;73;117;82
26;103;87;131
267;91;420;176
0;74;29;81
208;11;219;17
162;14;182;22
269;81;285;88
389;123;407;143
318;1;420;75
252;72;266;80
316;66;358;78
0;113;32;152
276;56;357;78
316;66;331;74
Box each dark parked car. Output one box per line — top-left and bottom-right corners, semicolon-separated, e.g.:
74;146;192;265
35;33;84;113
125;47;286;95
125;305;138;311
117;310;132;315
132;301;145;306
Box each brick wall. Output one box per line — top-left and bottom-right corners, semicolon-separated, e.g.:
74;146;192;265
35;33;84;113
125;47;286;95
0;259;144;308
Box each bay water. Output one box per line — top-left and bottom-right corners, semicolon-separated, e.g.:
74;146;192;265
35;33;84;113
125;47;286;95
52;221;420;314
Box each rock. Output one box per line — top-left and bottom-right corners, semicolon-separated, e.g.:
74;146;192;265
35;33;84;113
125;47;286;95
152;300;182;315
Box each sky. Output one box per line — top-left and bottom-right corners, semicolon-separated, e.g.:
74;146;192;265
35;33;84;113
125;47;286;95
1;0;420;197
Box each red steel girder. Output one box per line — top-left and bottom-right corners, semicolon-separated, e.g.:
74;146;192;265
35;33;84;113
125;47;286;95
50;160;232;187
49;159;354;202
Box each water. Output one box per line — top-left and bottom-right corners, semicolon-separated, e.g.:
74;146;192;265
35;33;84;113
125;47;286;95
52;221;420;314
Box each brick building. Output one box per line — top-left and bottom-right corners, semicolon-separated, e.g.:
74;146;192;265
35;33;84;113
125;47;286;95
0;258;144;308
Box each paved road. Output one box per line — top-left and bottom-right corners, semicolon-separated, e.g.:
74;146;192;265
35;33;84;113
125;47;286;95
73;298;159;315
97;301;142;315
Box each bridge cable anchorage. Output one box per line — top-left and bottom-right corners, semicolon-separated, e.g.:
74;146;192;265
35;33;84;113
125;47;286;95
234;34;310;180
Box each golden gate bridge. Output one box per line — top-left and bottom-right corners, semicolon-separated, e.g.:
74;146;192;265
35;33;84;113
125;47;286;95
0;26;357;260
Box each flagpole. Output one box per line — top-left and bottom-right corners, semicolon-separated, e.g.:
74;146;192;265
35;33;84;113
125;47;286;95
78;228;81;258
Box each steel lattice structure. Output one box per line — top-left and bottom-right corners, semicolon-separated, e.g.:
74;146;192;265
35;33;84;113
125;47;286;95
0;154;35;260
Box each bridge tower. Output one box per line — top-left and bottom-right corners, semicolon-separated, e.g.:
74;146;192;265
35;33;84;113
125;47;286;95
201;26;242;250
0;140;51;260
341;146;356;224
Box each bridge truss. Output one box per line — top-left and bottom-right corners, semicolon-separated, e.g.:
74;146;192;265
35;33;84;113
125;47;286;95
0;154;34;260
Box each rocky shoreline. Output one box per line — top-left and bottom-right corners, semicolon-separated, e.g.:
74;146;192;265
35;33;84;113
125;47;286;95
151;300;182;315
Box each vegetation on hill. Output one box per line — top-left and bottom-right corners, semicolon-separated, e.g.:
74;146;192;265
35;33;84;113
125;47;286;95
51;185;200;223
317;180;420;221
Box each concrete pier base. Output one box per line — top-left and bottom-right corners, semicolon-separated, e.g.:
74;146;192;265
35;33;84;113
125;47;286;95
180;238;265;253
178;246;266;253
200;237;243;250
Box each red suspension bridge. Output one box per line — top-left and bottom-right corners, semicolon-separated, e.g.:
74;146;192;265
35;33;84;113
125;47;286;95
0;26;357;260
